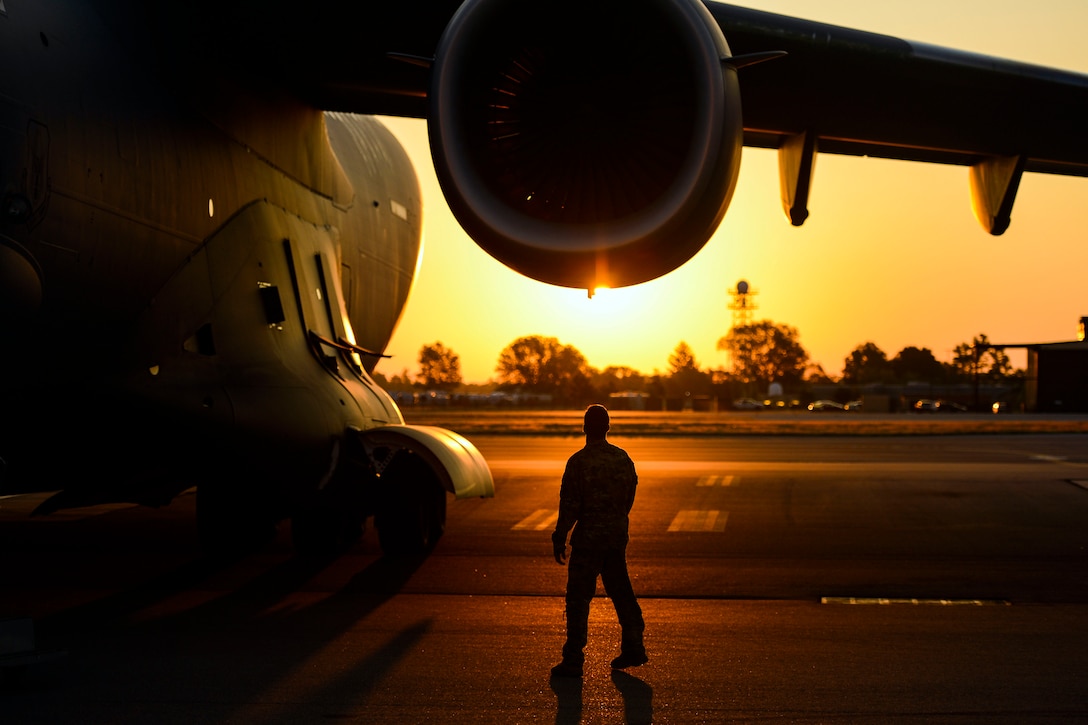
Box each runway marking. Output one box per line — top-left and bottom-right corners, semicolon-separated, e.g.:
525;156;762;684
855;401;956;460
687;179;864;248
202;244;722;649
512;509;558;531
1068;480;1088;492
821;597;1010;606
696;475;736;487
668;510;728;532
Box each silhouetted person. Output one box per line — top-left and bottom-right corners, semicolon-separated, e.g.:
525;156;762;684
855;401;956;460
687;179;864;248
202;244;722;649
550;404;647;678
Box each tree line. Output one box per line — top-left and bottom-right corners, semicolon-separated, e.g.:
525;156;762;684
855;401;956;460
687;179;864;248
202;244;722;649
373;322;1021;406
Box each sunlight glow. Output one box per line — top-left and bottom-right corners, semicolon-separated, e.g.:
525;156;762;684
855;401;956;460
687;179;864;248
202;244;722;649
554;284;651;322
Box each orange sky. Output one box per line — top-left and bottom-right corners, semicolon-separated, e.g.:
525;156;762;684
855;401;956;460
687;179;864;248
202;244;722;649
377;0;1088;385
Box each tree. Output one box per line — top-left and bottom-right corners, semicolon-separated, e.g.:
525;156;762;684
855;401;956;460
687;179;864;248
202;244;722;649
374;367;413;389
951;333;1011;381
890;346;945;384
717;320;809;391
417;341;462;390
841;341;891;384
665;341;712;399
804;362;836;385
495;335;594;402
593;366;646;396
986;347;1013;380
667;341;699;374
951;333;1019;410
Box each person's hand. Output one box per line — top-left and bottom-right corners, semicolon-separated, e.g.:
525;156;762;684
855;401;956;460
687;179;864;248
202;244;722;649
551;531;568;565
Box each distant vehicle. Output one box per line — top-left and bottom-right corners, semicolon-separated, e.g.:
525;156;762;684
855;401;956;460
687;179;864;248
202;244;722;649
733;398;764;411
936;400;968;413
913;399;939;413
762;398;802;410
808;400;845;412
992;402;1011;414
844;400;863;412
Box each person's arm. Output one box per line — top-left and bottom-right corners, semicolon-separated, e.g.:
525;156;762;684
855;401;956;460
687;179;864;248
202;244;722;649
552;462;580;564
626;457;638;512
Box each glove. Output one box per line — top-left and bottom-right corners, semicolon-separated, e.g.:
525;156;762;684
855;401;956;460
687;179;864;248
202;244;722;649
551;531;568;565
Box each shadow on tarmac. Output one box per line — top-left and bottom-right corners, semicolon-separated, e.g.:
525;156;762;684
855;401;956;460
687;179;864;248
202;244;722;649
549;669;653;725
612;670;654;724
7;537;436;719
549;673;582;724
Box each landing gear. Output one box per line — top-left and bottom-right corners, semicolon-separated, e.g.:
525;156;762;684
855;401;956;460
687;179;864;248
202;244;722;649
290;472;367;559
197;445;450;559
375;451;447;555
196;475;278;556
291;496;365;559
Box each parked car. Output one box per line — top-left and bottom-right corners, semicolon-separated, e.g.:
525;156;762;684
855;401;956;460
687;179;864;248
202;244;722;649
936;400;967;413
808;400;845;412
992;401;1011;414
733;398;764;411
844;400;863;412
913;399;938;413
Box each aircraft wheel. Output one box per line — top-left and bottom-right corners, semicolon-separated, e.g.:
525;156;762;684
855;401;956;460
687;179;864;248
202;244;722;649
291;501;364;559
425;477;447;545
196;478;277;555
375;452;446;555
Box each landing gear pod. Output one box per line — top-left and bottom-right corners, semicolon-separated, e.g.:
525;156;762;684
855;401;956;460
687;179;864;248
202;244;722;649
359;425;494;554
361;424;494;500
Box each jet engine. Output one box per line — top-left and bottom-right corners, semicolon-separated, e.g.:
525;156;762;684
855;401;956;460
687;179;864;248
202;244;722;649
428;0;744;290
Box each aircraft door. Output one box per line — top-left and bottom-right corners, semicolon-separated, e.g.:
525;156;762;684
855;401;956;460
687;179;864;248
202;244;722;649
282;227;402;425
283;239;340;372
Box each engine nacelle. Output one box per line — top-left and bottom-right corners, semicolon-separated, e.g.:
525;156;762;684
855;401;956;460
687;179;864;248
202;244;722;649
429;0;744;290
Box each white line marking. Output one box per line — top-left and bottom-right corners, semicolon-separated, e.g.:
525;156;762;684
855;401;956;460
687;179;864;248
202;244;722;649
696;475;736;487
668;510;728;532
512;509;557;531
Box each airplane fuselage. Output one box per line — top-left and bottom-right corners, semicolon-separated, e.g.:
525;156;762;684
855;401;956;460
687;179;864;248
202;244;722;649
0;1;429;523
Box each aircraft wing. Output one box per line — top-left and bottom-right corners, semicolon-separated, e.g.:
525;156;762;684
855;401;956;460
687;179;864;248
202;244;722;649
126;1;1088;178
706;4;1088;177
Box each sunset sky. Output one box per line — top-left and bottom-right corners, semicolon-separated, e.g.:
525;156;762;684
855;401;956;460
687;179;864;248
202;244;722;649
376;0;1088;385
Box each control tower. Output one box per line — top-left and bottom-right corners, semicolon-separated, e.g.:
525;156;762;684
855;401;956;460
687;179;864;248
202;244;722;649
727;279;757;328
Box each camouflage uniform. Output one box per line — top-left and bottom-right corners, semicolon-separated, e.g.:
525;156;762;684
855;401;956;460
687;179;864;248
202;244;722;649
552;438;646;669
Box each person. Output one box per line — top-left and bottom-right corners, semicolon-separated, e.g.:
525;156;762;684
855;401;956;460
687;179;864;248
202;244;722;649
550;404;647;678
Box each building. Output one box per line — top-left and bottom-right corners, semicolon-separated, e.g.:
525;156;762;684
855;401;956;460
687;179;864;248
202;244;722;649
1024;341;1088;412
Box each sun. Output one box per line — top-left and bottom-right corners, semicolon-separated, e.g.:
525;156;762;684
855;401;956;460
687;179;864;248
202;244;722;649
551;284;646;320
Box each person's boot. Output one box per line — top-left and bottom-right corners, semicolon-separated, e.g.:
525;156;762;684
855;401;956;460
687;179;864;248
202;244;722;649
609;650;648;669
550;659;583;678
611;628;647;669
553;615;587;677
